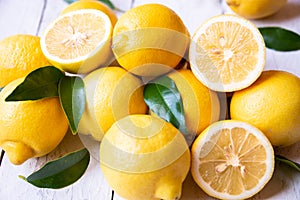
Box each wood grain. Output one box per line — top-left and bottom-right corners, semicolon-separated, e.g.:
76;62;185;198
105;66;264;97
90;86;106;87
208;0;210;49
0;0;300;199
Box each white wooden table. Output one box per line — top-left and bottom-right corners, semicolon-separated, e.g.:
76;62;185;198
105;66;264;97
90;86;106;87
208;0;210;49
1;0;300;199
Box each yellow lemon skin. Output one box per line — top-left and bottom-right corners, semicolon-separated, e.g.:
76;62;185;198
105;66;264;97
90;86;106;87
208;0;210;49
0;78;69;165
78;67;148;141
100;114;190;200
226;0;287;19
230;70;300;147
61;0;117;26
167;69;220;135
0;34;51;88
112;4;189;77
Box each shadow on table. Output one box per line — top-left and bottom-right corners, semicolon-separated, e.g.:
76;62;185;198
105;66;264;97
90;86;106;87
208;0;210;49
180;160;300;200
253;161;300;199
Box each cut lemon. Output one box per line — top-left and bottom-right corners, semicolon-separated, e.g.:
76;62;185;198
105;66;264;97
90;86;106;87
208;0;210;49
189;14;265;92
40;9;112;74
191;120;274;199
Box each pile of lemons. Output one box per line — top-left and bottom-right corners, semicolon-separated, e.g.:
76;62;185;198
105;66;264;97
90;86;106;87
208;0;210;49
0;0;299;199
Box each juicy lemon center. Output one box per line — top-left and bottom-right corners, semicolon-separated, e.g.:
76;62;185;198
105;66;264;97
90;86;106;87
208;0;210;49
61;25;91;48
215;144;246;178
196;21;260;84
199;127;269;194
44;11;108;60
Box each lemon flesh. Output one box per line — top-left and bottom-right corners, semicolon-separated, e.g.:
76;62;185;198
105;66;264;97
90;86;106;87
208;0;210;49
40;9;112;74
191;120;274;199
189;14;265;92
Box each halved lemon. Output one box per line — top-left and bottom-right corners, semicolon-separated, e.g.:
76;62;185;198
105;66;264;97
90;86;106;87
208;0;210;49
191;120;274;199
40;9;112;74
189;14;265;92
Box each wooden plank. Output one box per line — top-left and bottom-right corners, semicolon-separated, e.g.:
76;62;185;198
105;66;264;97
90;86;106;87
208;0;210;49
0;0;113;199
0;131;112;200
111;0;132;11
0;0;45;165
133;0;223;34
1;0;300;199
0;0;45;40
36;0;68;37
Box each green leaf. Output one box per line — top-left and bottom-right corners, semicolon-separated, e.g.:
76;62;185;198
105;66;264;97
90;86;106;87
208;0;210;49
144;76;194;145
19;148;90;189
275;155;300;172
63;0;77;3
259;27;300;51
5;66;64;101
58;76;85;134
0;87;2;92
63;0;115;9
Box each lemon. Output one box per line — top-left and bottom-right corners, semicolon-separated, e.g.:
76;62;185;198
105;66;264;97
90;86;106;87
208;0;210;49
0;34;51;88
100;114;190;200
78;67;148;141
0;78;69;165
112;3;190;77
166;69;220;135
61;0;117;26
189;14;265;92
191;120;274;199
227;0;287;19
230;70;300;147
40;9;112;74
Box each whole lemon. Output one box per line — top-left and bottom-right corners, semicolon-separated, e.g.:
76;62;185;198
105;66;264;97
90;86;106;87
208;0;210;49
230;70;300;146
100;114;190;200
78;67;148;141
112;4;190;77
0;34;51;88
0;78;69;165
167;69;220;135
61;0;117;26
226;0;287;19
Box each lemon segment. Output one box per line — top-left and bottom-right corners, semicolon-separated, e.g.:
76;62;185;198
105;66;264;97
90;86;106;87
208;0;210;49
189;14;265;92
40;9;112;74
191;120;274;199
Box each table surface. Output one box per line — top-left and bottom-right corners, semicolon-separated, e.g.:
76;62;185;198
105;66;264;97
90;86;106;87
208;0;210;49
0;0;300;199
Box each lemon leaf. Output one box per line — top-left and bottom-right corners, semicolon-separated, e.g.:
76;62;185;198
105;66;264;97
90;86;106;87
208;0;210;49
19;148;90;189
58;76;85;134
5;66;64;101
0;87;2;92
63;0;115;9
64;0;78;3
144;76;193;145
275;155;300;172
259;27;300;51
